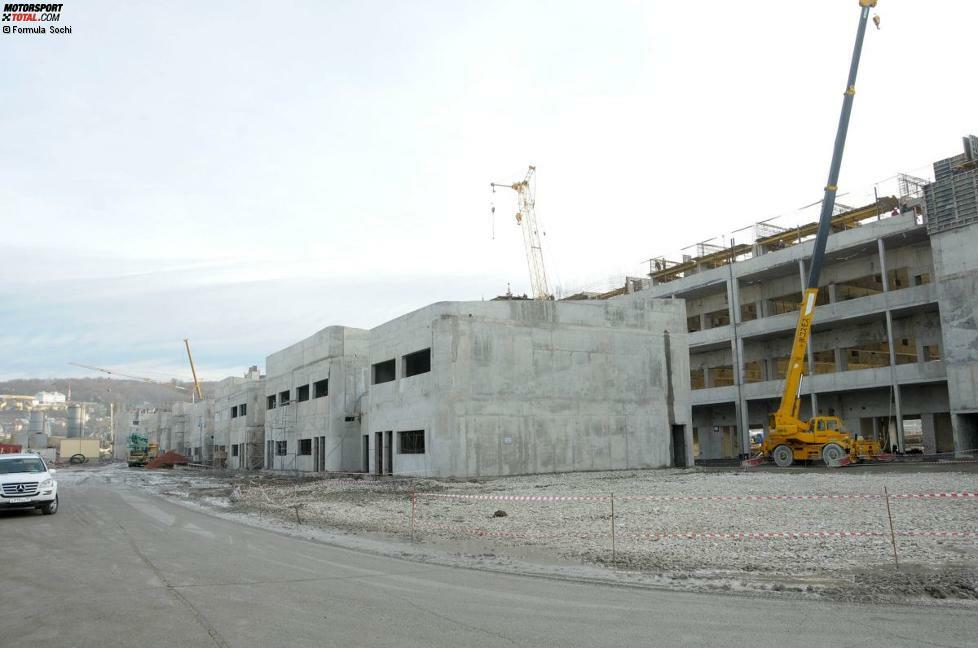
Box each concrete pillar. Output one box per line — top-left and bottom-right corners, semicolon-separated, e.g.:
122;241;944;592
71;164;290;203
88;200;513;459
921;413;937;455
834;347;847;372
727;275;750;456
756;300;768;319
700;313;708;331
952;415;978;458
878;237;905;452
827;282;838;304
915;336;928;364
798;259;818;414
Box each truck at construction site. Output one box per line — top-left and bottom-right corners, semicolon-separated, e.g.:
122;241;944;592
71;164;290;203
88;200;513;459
126;433;158;468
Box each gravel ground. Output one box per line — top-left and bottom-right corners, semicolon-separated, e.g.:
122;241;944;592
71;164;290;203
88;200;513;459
101;463;978;602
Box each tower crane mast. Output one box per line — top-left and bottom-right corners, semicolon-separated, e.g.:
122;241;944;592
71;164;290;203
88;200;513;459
491;165;552;300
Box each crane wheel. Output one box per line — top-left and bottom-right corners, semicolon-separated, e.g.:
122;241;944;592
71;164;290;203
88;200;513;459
822;443;846;466
772;445;794;467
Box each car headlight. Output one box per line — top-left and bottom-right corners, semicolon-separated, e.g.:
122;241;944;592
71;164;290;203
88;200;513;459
39;478;53;488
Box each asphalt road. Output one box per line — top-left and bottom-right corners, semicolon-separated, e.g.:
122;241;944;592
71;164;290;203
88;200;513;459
1;473;974;648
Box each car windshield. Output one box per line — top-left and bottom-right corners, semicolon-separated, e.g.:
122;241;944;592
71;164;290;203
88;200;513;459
0;458;46;474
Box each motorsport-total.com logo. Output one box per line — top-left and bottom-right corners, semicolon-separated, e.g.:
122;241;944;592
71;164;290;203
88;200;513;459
2;3;72;34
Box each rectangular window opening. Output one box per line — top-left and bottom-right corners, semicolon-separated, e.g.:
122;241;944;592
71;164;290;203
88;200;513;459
231;405;238;419
275;440;287;456
279;390;290;405
267;394;277;410
297;384;310;402
232;445;239;457
239;403;247;416
373;359;396;384
398;429;425;454
403;348;431;377
299;439;312;455
314;379;328;398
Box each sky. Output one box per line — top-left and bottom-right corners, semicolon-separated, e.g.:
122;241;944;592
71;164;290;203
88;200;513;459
1;1;976;381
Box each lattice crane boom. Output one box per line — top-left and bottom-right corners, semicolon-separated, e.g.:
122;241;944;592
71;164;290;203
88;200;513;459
491;165;552;300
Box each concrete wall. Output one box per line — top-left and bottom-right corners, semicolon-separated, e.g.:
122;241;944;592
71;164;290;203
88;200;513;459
364;298;691;478
931;222;978;453
213;373;266;470
264;326;369;472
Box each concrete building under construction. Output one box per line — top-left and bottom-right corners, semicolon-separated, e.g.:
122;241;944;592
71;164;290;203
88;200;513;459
635;136;978;459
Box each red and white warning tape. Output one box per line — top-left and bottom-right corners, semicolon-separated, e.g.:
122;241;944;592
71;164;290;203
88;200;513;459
416;522;978;543
417;491;978;503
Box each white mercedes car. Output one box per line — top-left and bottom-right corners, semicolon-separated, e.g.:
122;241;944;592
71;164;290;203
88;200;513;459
0;453;59;515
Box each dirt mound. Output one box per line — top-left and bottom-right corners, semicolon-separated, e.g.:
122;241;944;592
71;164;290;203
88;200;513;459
145;451;189;470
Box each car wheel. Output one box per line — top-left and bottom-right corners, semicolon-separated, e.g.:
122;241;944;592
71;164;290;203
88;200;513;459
772;444;794;467
40;495;58;515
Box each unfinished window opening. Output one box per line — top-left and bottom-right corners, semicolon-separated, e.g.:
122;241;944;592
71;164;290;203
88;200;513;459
230;406;238;419
299;439;312;455
687;315;702;333
768;290;829;316
232;445;239;457
843;343;892;370
373;359;396;384
314;379;328;398
403;348;431;377
703;308;730;329
297;384;310;402
279;389;290;405
266;394;277;409
914;273;931;286
399;430;425;454
812;350;835;374
239;403;247;416
923;344;941;362
895;337;918;364
275;440;287;456
740;302;758;322
708;365;735;388
744;360;764;383
690;368;705;390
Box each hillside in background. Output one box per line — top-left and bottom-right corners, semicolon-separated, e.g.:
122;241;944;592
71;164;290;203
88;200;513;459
0;377;218;408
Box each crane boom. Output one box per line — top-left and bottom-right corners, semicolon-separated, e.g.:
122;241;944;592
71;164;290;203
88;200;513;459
68;362;189;391
775;0;877;423
759;1;888;467
491;165;552;300
183;338;204;402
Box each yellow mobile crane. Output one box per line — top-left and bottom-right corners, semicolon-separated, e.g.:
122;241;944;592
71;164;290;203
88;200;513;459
760;1;886;467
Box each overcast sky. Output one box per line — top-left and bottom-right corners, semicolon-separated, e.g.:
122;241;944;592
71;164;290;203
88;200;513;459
2;1;975;382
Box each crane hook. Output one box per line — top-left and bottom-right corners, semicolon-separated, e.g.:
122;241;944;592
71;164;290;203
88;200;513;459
872;14;881;29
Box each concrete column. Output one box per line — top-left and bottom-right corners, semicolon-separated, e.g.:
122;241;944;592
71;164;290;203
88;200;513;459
699;313;707;331
878;237;905;452
921;413;937;455
827;282;838;304
726;275;750;456
798;259;818;414
915;336;928;364
834;347;847;372
756;300;768;319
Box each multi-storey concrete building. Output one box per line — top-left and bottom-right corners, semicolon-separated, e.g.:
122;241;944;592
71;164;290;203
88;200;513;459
212;366;265;470
639;136;978;460
364;299;691;478
263;326;370;472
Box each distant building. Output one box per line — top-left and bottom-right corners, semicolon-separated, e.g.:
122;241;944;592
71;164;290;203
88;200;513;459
34;391;66;405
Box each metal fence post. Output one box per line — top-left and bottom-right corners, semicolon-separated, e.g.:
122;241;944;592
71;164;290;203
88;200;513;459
411;489;417;542
883;485;899;568
610;492;616;565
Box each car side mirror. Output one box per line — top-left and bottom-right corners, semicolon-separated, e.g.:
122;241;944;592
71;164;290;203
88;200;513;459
48;469;57;475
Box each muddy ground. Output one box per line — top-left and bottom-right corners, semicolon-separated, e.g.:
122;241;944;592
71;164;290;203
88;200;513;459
98;462;978;604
